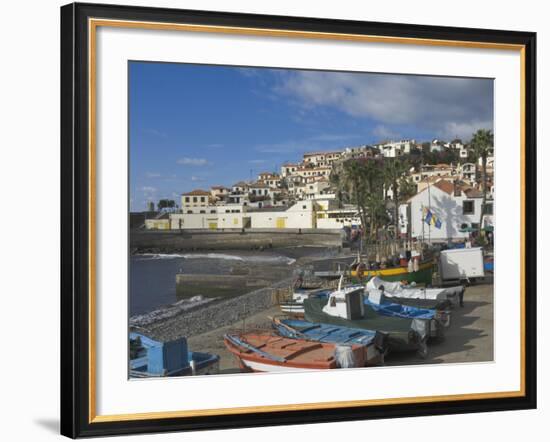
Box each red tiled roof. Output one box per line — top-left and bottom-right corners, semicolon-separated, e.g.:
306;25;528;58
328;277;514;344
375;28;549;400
182;189;210;196
464;188;483;198
433;180;455;195
250;182;269;188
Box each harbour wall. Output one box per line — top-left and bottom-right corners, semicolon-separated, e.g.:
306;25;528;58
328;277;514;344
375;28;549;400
131;228;344;253
133;278;294;342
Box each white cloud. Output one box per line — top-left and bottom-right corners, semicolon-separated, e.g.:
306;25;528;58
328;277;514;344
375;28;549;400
190;176;205;181
255;139;310;154
248;159;267;164
142;128;167;138
254;132;363;154
145;172;161;178
440;120;493;142
140;186;158;200
311;134;360;142
372;125;401;141
273;71;493;137
177;157;209;166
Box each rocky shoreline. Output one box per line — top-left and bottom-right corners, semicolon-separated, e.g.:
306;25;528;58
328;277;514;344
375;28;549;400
130;277;294;342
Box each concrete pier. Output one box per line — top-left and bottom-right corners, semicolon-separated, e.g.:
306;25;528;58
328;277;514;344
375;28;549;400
175;274;272;297
130;229;343;253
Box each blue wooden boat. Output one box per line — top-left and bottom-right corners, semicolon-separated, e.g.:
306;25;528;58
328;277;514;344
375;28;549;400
364;298;435;319
272;317;386;365
303;284;430;356
365;291;448;339
129;332;220;377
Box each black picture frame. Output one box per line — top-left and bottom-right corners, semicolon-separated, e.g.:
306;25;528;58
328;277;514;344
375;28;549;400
61;2;537;438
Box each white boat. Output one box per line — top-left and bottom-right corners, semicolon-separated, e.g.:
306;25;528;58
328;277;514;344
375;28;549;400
366;276;464;307
278;288;331;317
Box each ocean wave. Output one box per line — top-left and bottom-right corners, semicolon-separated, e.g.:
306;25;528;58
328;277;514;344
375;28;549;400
136;253;296;265
130;295;214;328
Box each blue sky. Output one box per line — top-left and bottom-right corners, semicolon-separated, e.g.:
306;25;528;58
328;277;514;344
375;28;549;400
130;62;493;211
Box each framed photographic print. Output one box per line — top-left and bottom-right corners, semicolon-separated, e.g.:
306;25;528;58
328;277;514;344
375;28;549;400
60;2;537;438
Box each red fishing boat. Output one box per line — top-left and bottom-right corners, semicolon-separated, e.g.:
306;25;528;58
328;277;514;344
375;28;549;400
224;332;366;372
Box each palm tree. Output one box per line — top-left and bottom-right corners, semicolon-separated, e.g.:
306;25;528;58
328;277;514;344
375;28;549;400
334;158;385;240
470;129;494;230
383;158;411;236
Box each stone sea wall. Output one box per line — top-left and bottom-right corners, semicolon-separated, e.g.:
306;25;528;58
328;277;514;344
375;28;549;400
131;278;294;342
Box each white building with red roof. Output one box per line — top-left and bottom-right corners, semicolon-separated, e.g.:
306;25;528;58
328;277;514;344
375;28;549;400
399;179;493;241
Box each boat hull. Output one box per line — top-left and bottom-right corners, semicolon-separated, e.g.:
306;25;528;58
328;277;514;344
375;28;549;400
351;262;434;285
272;317;385;366
224;333;365;372
279;302;305;317
303;297;426;353
236;357;333;373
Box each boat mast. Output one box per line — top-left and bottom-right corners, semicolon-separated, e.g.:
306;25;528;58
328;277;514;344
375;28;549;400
427;178;432;245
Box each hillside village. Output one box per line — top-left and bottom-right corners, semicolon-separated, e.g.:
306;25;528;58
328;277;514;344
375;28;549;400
144;135;494;243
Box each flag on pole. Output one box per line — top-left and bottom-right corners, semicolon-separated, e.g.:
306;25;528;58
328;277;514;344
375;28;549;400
424;207;442;229
424;208;432;225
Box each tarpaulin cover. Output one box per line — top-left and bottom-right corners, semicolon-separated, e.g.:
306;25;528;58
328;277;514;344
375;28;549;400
365;294;436;320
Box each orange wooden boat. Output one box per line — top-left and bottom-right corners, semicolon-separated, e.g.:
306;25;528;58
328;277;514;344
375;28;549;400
224;332;366;372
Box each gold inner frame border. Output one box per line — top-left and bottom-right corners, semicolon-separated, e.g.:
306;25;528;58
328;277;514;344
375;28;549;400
87;18;527;424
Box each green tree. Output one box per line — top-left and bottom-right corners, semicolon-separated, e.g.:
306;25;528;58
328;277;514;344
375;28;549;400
383;158;414;236
334;158;386;240
469;129;494;230
157;199;175;210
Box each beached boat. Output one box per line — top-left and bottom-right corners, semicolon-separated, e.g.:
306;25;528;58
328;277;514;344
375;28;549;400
224;332;366;372
272;317;386;366
303;283;429;355
315;261;434;285
130;332;220;377
365;290;448;337
350;260;434;284
278;288;331;317
366;276;464;308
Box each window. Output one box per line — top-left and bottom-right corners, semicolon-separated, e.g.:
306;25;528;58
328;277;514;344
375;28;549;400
187;210;193;214
484;203;493;215
463;200;475;215
302;205;307;209
200;197;205;203
210;210;216;214
199;210;205;214
185;197;190;203
193;197;197;203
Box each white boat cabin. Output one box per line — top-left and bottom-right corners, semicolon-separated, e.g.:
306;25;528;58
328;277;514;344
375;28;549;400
321;283;366;320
